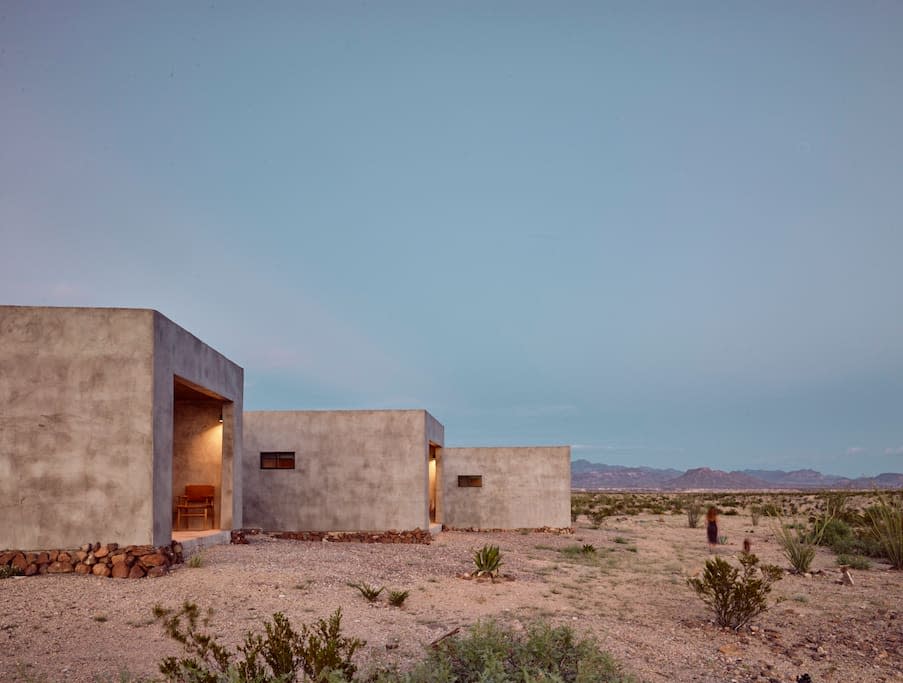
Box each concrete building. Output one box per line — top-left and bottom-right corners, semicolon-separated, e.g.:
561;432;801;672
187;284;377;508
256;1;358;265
243;410;444;532
2;305;571;552
441;446;571;529
0;306;243;549
243;411;571;532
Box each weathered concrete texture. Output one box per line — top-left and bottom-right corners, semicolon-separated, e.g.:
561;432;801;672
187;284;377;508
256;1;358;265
0;306;243;549
243;410;443;532
1;307;156;549
441;446;571;529
151;311;243;545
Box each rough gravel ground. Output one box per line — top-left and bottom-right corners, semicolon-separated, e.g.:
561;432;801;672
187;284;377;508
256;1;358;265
2;513;901;682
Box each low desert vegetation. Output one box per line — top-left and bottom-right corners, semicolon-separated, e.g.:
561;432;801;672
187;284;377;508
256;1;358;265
373;620;634;683
471;544;502;578
0;565;22;579
148;603;630;683
686;553;783;630
348;582;384;603
152;602;363;682
387;590;410;608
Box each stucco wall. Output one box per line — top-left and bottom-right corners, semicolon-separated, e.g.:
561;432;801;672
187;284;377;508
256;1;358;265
441;446;571;529
0;306;244;549
243;410;441;532
0;306;156;549
152;312;244;545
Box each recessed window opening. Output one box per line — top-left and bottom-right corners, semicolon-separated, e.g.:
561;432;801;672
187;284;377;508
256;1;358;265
458;475;482;488
261;452;295;469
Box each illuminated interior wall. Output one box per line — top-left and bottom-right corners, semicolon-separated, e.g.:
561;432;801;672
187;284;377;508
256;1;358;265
172;401;223;528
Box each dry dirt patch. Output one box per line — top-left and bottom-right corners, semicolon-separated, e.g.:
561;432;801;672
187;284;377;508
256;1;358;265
1;514;901;682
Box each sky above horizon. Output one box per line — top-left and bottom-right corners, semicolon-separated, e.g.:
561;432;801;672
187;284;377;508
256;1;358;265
2;2;902;478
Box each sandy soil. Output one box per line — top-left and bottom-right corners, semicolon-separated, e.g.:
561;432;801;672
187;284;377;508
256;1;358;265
2;513;901;682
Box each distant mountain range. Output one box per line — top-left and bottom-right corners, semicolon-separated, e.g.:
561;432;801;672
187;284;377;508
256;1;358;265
571;460;903;490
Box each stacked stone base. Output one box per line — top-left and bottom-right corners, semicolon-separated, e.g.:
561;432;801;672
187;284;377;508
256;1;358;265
0;541;184;579
441;525;574;535
271;528;433;544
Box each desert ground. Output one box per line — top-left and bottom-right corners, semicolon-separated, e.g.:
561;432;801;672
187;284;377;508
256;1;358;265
1;494;901;683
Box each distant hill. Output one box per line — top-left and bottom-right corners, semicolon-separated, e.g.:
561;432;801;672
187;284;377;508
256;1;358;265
571;459;903;490
663;467;768;490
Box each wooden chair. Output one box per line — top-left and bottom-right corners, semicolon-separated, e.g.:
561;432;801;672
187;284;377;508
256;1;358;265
176;484;215;530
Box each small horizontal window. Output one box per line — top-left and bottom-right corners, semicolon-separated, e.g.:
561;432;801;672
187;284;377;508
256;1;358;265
458;475;482;488
261;452;295;470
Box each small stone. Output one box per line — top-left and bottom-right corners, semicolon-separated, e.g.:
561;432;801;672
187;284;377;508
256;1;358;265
146;565;166;578
74;563;91;575
57;552;72;563
139;552;167;567
24;563;38;576
128;565;146;579
94;546;110;559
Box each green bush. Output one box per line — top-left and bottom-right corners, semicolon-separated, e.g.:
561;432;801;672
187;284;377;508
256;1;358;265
864;494;903;569
472;544;502;578
687;554;782;630
836;554;871;570
375;620;633;682
0;565;23;579
154;602;364;682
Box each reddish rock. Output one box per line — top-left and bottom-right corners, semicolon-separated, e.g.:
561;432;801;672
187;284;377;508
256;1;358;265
139;552;167;567
75;551;88;561
92;564;110;577
80;543;93;553
36;551;49;564
11;553;28;572
94;546;110;559
107;543;119;552
57;552;72;563
24;563;38;576
84;555;97;566
111;563;130;579
130;546;154;556
48;550;59;561
74;563;91;575
38;564;49;575
128;565;146;579
0;551;14;565
47;561;74;574
110;553;127;565
146;566;166;578
25;552;38;564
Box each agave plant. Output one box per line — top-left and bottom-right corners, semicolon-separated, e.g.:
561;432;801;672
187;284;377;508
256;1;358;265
472;544;502;578
347;581;384;602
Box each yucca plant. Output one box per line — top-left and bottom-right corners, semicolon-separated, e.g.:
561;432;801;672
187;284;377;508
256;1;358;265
388;590;410;607
472;544;502;578
581;544;597;554
348;581;384;602
773;516;828;574
864;493;903;569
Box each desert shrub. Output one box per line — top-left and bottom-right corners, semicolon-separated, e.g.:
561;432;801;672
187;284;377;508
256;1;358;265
836;554;871;570
187;554;204;569
816;518;853;550
472;544;502;577
759;503;782;517
388;590;410;607
348;582;384;602
750;507;761;526
154;602;363;682
687;554;782;630
376;620;633;682
723;508;738;516
686;501;702;529
581;544;596;554
718;535;728;545
0;565;22;579
864;494;903;569
590;509;609;527
773;517;827;573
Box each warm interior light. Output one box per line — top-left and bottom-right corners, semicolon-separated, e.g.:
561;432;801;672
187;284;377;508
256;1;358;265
219;410;224;423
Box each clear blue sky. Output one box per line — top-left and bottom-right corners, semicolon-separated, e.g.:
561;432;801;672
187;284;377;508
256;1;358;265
2;2;902;477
